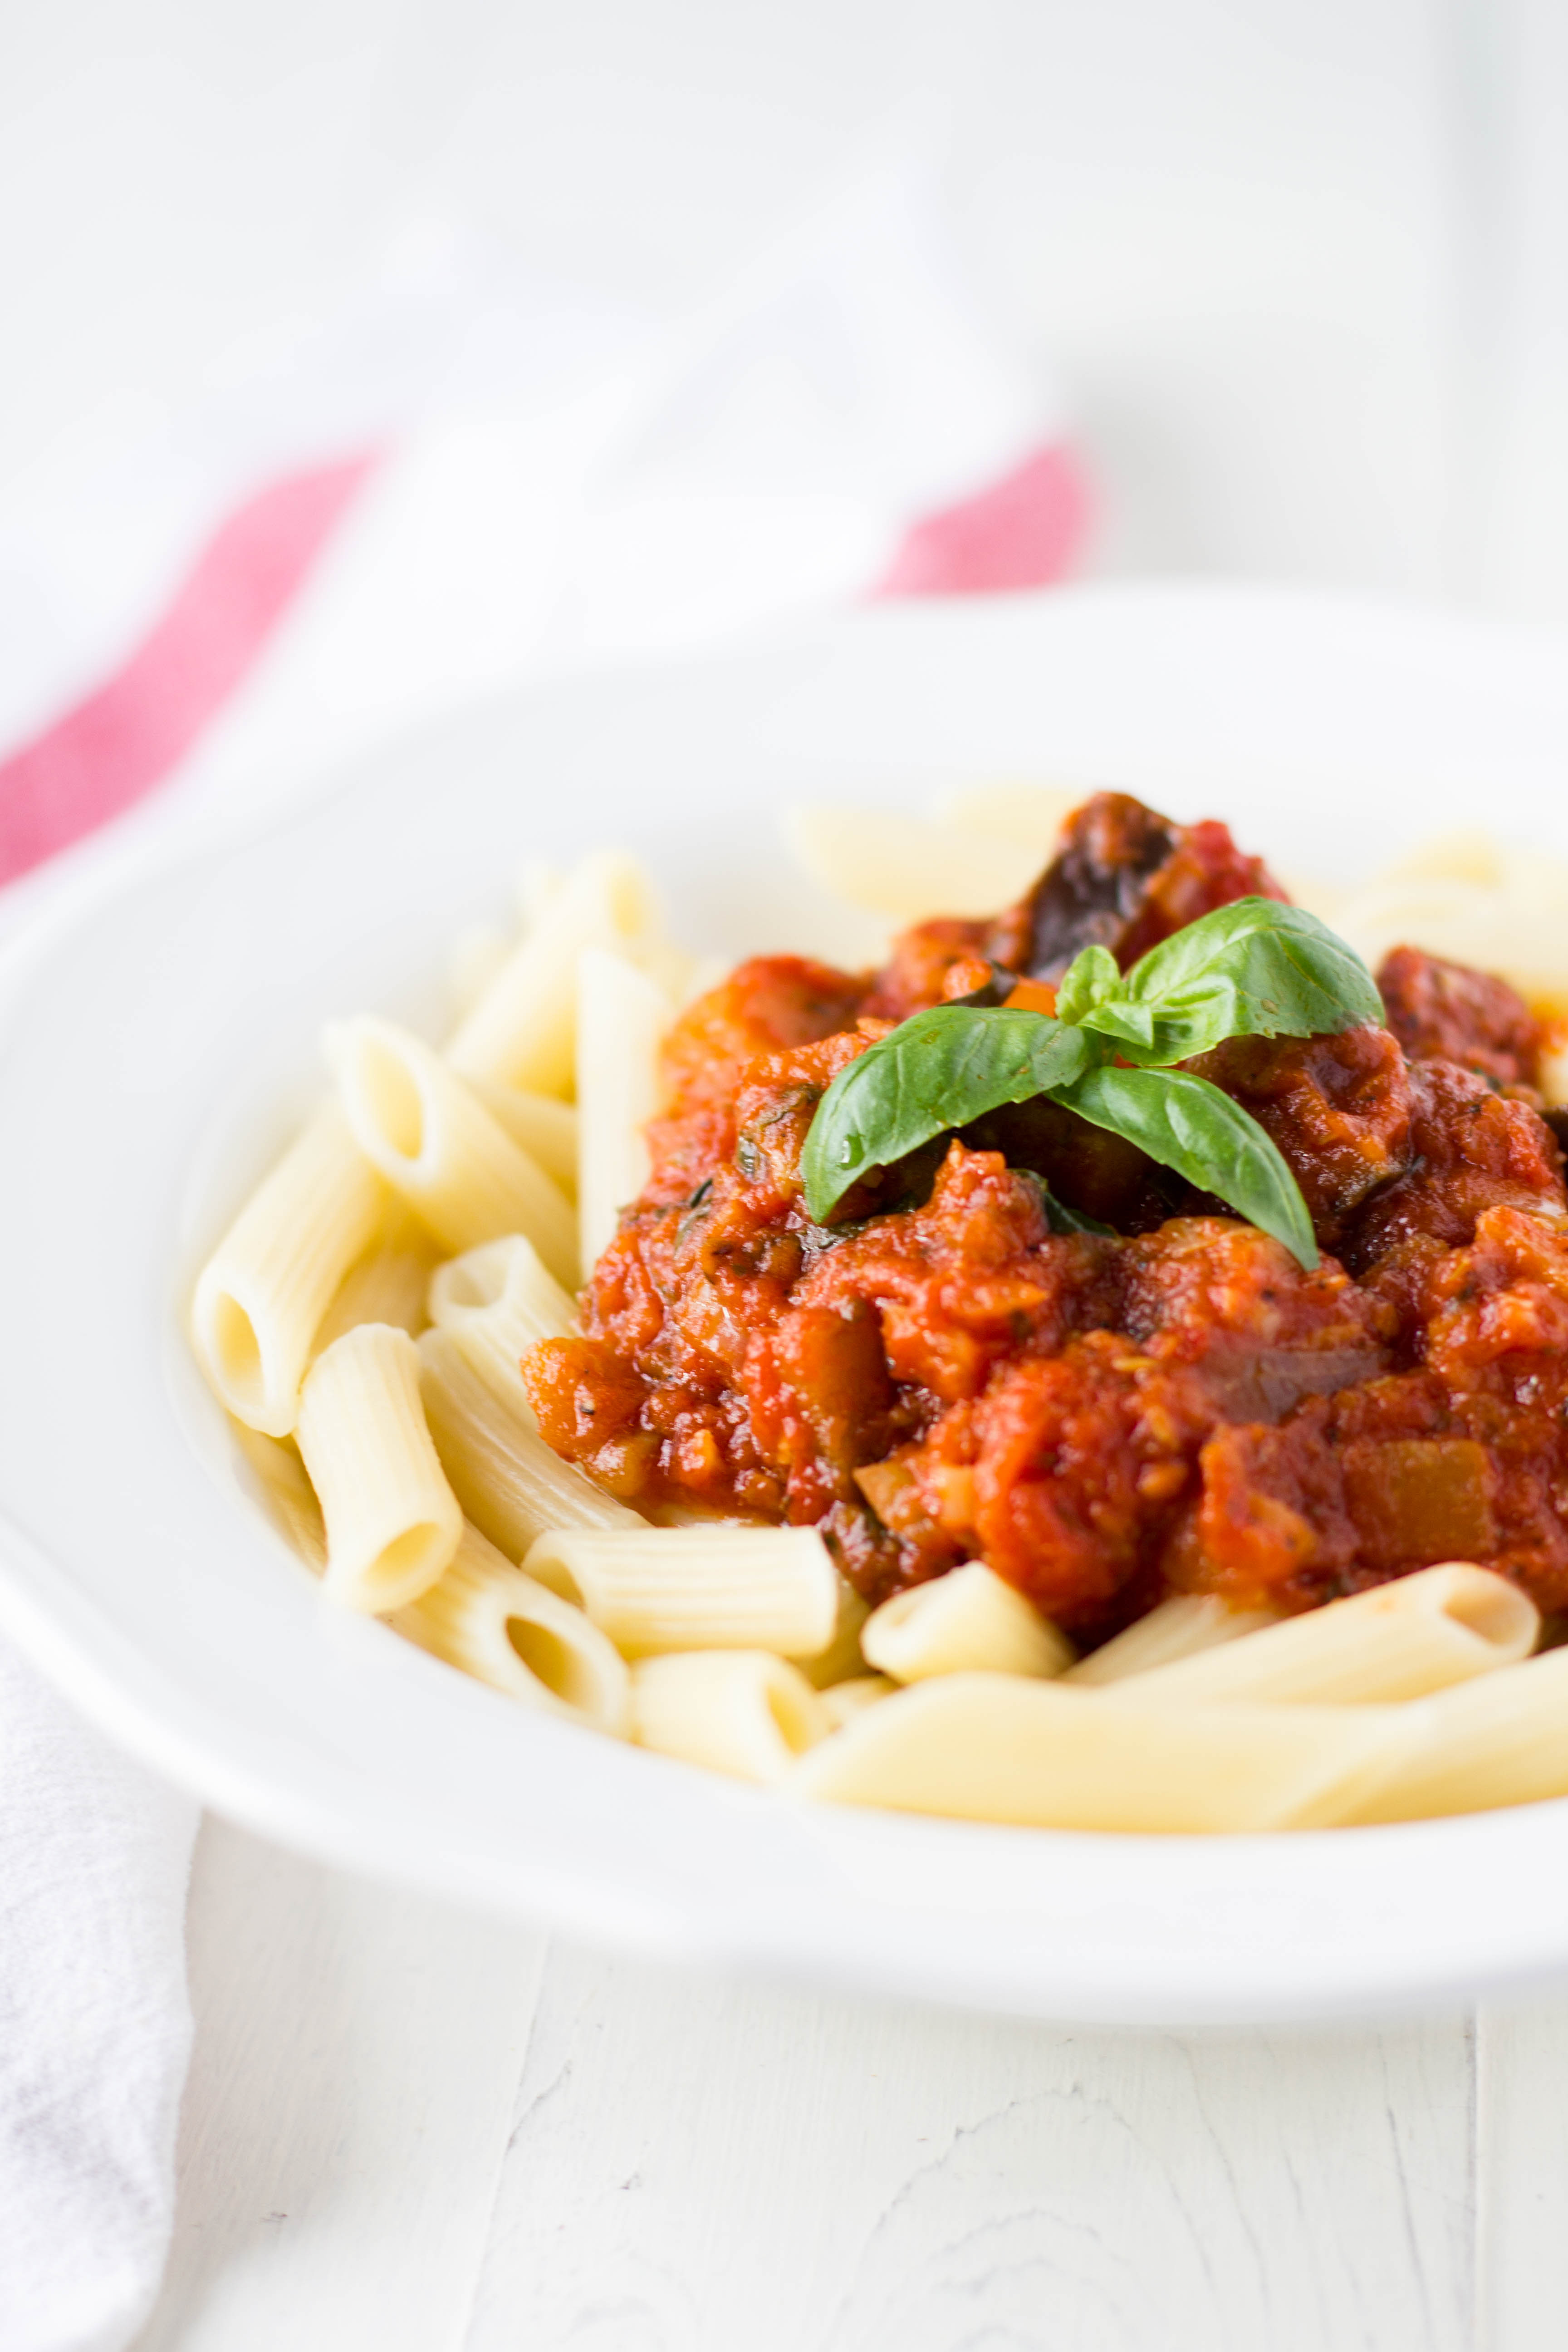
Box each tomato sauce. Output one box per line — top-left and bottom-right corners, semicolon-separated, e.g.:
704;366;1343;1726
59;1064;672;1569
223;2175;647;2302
524;794;1568;1638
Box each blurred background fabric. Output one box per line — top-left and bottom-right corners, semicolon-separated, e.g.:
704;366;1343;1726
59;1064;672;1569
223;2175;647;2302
0;169;1083;886
2;0;1566;628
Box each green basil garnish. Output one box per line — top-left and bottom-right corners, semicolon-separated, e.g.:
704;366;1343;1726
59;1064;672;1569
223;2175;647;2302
1052;1066;1317;1267
800;896;1382;1269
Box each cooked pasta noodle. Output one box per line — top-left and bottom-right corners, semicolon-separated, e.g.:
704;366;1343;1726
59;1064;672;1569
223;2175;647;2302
446;851;655;1093
327;1015;578;1285
228;1421;326;1572
576;947;671;1269
631;1651;830;1781
937;782;1079;857
1063;1595;1282;1686
784;805;1046;922
418;1325;640;1558
393;1522;629;1732
1110;1564;1538;1708
1345;1646;1568;1823
467;1079;579;1197
862;1561;1074;1683
521;1524;840;1660
312;1205;441;1356
792;1582;869;1690
191;1102;387;1436
818;1675;895;1730
791;1673;1399;1833
296;1323;462;1612
426;1235;576;1426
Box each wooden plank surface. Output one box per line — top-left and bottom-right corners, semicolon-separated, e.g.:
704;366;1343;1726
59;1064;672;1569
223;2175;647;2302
1476;1999;1568;2352
137;1823;544;2352
468;1949;1474;2352
141;1817;1509;2352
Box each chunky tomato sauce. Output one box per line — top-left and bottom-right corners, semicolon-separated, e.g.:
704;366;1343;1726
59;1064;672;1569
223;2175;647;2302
524;794;1568;1641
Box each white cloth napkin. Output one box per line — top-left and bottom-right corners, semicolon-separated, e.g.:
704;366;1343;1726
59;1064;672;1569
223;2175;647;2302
0;164;1084;2348
0;1646;194;2352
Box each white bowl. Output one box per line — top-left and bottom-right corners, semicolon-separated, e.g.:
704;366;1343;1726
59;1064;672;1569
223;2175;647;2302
5;583;1568;2027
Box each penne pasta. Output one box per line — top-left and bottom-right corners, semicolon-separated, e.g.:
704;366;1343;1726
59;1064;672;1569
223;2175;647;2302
418;1325;641;1558
191;1102;387;1436
228;1420;326;1573
297;1324;462;1612
575;947;671;1269
818;1674;895;1730
936;782;1080;858
326;1015;578;1286
784;804;1047;922
467;1078;579;1198
392;1522;629;1734
446;850;656;1094
1328;841;1568;1006
521;1524;841;1661
861;1561;1074;1684
791;1673;1401;1833
446;923;514;1022
311;1204;441;1357
1344;1646;1568;1824
631;1651;830;1782
426;1234;576;1427
1063;1595;1283;1686
1111;1565;1538;1708
792;1581;870;1690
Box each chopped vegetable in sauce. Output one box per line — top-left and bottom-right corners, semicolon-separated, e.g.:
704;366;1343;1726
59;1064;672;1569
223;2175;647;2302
523;792;1568;1644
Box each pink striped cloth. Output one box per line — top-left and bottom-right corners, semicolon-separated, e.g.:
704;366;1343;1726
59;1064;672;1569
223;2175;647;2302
0;171;1087;2352
0;177;1087;891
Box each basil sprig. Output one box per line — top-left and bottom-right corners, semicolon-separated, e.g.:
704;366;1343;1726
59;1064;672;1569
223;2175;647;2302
799;897;1383;1269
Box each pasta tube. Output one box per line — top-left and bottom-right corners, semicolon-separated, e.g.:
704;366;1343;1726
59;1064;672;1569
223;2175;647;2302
936;783;1079;858
861;1562;1074;1683
1064;1595;1281;1686
426;1234;576;1427
327;1016;578;1286
521;1525;840;1661
1112;1565;1538;1708
467;1080;579;1198
791;1674;1398;1833
228;1420;326;1572
576;947;671;1269
631;1651;830;1782
393;1523;629;1734
191;1102;387;1436
418;1326;640;1558
446;851;655;1094
784;805;1046;921
312;1205;441;1356
1345;1646;1568;1823
818;1675;895;1730
793;1581;869;1690
297;1324;462;1612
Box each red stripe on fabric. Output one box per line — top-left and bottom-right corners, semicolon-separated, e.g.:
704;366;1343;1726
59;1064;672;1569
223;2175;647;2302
875;441;1091;599
0;451;378;885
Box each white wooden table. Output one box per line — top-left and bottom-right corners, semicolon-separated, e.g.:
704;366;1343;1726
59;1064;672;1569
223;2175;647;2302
135;1816;1568;2352
9;0;1568;2342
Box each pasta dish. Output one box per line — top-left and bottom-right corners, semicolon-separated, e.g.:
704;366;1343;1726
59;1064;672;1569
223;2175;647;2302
187;786;1568;1833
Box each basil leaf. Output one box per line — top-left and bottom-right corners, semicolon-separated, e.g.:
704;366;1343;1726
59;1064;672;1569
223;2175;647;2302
801;1006;1097;1222
1051;1064;1319;1268
1096;897;1383;1064
1038;1185;1117;1238
1055;943;1121;1026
